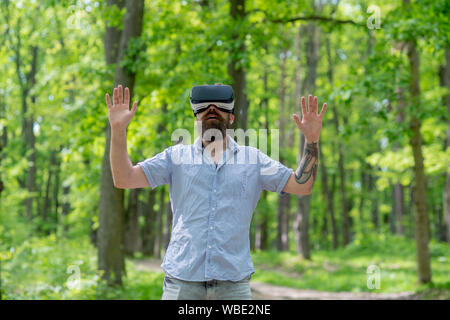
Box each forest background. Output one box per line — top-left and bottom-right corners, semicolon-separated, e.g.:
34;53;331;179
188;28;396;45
0;0;449;300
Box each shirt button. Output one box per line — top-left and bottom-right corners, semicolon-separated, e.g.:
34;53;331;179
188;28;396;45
212;208;215;211
213;189;216;193
210;226;213;230
208;246;211;249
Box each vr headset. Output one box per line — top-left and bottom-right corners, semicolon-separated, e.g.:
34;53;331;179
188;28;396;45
190;85;235;116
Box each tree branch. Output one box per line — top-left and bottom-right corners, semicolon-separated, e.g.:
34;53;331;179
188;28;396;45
272;15;360;25
247;8;362;27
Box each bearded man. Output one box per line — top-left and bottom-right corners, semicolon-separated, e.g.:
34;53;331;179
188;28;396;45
106;83;327;300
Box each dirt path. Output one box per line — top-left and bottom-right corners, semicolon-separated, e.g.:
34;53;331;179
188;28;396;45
249;282;414;300
133;258;415;300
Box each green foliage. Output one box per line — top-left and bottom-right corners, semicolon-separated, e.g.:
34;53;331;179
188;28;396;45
0;0;449;300
102;1;125;29
252;234;450;293
120;36;149;74
1;235;163;300
4;233;447;299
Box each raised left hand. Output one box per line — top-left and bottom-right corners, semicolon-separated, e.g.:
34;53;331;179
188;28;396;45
292;94;327;143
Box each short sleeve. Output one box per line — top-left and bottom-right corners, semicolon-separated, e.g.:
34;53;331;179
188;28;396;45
137;147;172;189
258;150;293;195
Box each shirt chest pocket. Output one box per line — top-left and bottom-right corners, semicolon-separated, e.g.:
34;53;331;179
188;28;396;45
225;165;249;199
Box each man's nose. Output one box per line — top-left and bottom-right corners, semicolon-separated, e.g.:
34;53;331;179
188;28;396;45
205;104;219;114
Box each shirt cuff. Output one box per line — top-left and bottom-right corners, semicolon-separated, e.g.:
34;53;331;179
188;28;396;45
277;168;294;195
137;162;158;189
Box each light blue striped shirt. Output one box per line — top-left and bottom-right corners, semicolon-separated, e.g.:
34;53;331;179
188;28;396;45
137;135;293;281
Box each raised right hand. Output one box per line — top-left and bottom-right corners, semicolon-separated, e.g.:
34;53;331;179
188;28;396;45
106;85;138;130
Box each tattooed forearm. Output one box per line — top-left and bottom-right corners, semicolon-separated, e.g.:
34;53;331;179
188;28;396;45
295;141;319;185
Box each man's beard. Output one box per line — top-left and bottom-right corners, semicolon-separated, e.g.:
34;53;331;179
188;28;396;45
200;110;230;142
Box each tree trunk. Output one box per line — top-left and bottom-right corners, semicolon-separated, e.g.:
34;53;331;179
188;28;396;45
295;22;320;259
52;147;62;235
387;103;395;236
124;188;140;255
393;85;407;235
440;49;450;244
389;183;396;234
228;0;249;132
331;110;351;245
141;189;156;255
367;169;379;230
98;0;144;286
336;131;350;244
358;169;368;234
0;91;6;200
277;195;290;251
257;191;270;251
325;31;351;244
250;215;256;252
292;29;304;253
258;55;270;251
17;44;39;222
164;200;173;253
154;187;165;259
435;204;445;242
61;184;71;235
321;146;338;249
296;194;311;258
98;0;125;285
260;212;269;250
104;0;125;68
53;22;72;238
276;47;290;251
42;150;57;234
42;152;53;226
323;35;339;249
406;37;431;284
393;183;405;235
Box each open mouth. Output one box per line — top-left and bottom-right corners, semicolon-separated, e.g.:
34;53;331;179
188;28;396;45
207;115;218;120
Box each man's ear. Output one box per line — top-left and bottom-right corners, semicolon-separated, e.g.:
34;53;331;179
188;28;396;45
229;114;235;125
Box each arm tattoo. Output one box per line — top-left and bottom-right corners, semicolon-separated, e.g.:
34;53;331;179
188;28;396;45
295;141;319;184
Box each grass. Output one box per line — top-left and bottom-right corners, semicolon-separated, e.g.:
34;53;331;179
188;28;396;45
251;234;450;297
1;233;449;299
1;235;163;300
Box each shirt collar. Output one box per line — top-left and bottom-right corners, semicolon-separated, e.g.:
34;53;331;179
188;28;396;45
194;134;239;154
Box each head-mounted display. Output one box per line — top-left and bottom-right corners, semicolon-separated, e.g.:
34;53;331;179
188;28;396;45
190;85;235;116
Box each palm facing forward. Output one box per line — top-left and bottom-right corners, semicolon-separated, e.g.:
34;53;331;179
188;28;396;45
106;85;138;130
292;94;327;143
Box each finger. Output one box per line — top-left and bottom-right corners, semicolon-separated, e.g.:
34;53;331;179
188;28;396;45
124;87;130;106
319;102;327;118
113;87;118;105
106;93;112;109
118;85;123;105
308;94;313;113
313;96;318;114
294;114;305;131
302;97;308;115
301;96;307;116
131;101;138;114
292;114;302;128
